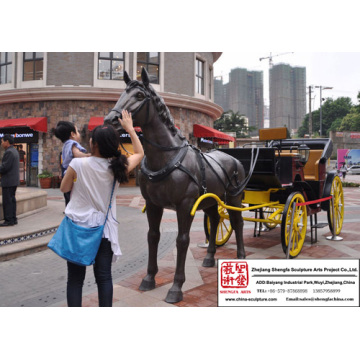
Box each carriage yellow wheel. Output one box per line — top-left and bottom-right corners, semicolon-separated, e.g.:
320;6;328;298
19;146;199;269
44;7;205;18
261;207;281;230
281;192;307;258
327;175;344;235
204;206;233;247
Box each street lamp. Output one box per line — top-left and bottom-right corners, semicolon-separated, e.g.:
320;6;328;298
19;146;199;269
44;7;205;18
315;86;333;137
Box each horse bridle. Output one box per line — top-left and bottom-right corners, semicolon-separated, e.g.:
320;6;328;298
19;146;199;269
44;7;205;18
110;92;150;123
111;90;186;152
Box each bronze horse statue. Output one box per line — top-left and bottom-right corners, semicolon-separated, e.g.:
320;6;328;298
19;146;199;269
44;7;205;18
104;68;246;303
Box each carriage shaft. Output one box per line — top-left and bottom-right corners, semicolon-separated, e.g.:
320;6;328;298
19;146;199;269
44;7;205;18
190;192;280;216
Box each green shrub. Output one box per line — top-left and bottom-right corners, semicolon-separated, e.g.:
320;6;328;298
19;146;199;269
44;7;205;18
37;170;53;178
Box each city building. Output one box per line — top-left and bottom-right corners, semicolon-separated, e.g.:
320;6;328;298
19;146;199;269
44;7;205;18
0;52;226;187
214;68;264;135
269;63;306;133
264;105;270;128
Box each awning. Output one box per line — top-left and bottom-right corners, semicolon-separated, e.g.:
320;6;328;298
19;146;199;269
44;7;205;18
88;117;142;132
193;124;235;144
88;117;104;131
0;117;47;132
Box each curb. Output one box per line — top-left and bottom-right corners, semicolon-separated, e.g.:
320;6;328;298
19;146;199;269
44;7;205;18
0;233;53;262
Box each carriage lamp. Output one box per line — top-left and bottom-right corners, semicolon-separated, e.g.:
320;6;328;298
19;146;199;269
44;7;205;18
298;143;310;165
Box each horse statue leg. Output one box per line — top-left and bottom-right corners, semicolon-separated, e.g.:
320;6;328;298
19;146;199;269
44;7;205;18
202;204;220;267
165;200;195;303
228;197;246;259
139;201;164;291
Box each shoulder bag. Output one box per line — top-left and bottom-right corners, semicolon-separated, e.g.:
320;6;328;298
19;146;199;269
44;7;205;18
48;180;116;266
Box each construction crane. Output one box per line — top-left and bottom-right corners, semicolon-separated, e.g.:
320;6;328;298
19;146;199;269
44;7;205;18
259;52;294;67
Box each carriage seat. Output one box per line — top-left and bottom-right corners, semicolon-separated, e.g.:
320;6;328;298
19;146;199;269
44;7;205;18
303;150;323;181
259;127;289;141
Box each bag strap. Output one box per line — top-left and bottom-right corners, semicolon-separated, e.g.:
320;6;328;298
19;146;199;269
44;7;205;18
104;179;116;225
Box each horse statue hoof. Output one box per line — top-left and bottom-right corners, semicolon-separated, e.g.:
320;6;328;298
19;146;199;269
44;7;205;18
165;290;183;304
139;278;156;291
202;258;215;267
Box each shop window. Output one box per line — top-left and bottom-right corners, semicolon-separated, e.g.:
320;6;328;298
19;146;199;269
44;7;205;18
23;52;43;81
196;59;204;95
0;52;12;84
136;52;159;84
98;52;125;80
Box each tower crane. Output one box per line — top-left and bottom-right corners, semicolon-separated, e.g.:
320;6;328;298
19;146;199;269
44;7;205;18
259;52;294;67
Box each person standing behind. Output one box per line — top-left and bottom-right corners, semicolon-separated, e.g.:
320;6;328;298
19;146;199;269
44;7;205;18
60;110;144;306
0;135;20;226
54;121;90;206
341;164;347;180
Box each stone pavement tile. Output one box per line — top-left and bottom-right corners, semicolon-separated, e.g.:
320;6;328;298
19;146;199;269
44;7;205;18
119;276;144;291
151;268;176;287
115;280;178;307
113;284;139;301
345;244;360;251
82;294;99;307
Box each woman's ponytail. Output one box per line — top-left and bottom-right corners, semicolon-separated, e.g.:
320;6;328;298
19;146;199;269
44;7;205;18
109;153;129;184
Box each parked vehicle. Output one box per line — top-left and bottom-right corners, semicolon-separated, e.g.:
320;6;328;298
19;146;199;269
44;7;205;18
347;165;360;175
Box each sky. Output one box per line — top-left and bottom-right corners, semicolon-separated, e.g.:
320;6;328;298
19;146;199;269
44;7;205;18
213;52;360;109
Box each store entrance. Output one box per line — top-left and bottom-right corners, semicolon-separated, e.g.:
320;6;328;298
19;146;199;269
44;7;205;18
0;127;39;187
14;143;27;185
27;143;39;186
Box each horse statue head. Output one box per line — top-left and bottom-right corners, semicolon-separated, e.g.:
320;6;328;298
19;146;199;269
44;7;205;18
104;68;179;138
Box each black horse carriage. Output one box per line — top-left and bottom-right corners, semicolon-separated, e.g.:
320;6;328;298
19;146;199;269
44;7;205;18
193;127;344;258
104;68;344;303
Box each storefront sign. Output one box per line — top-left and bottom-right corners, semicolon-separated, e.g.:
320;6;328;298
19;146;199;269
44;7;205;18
200;137;214;144
350;132;360;139
0;127;38;143
118;129;142;143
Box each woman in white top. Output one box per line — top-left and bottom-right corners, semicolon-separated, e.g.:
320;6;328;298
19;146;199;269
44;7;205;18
60;110;144;307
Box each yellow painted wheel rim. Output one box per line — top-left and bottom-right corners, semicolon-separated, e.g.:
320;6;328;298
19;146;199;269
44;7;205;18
283;193;307;258
206;206;233;246
262;207;281;229
329;176;344;235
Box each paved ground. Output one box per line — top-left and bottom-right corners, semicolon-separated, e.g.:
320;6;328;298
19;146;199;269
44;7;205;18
0;183;181;306
1;174;359;307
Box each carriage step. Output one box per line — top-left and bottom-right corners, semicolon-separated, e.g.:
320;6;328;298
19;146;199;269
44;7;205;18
311;223;328;229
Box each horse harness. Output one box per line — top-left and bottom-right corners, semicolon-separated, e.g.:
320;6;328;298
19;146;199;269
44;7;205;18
140;139;250;198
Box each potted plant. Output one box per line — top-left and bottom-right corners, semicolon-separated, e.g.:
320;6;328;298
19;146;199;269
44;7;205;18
37;170;53;189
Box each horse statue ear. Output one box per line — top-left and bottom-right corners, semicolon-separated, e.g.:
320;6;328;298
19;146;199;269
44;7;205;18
141;67;150;87
124;71;131;85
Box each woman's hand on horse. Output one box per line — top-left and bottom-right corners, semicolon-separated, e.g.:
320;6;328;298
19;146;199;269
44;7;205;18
120;110;135;133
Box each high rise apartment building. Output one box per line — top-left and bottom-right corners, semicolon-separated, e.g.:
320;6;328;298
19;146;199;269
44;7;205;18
269;63;306;132
214;68;264;134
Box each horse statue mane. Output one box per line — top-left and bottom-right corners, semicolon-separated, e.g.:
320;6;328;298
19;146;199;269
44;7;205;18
124;70;184;139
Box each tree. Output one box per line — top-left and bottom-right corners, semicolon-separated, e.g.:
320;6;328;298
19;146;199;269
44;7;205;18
214;110;257;138
338;108;360;131
298;97;353;137
321;97;353;134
